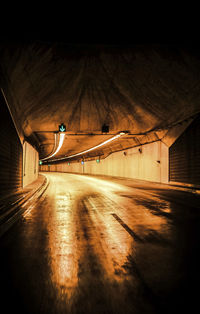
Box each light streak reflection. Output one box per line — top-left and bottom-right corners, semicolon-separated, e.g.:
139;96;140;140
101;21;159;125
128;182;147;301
47;192;78;299
42;173;173;302
85;195;132;281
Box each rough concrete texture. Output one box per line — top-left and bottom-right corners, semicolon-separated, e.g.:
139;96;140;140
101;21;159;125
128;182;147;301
0;42;200;161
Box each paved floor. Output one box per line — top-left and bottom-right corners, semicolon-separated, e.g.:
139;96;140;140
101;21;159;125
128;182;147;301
0;172;200;314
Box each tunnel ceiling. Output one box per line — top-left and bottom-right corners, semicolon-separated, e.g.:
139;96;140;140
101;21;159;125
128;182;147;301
0;40;200;162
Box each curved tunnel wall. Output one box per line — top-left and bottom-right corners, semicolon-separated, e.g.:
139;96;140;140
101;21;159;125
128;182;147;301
40;117;200;187
0;89;39;198
40;141;169;184
0;90;23;197
169;114;200;186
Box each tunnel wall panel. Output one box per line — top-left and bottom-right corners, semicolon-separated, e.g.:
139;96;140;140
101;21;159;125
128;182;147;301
169;115;200;185
23;142;39;187
0;90;23;197
40;141;168;183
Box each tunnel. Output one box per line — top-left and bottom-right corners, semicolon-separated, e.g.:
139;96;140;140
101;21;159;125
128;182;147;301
0;39;200;314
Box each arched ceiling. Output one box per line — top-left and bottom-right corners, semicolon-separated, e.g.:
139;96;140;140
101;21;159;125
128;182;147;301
0;40;200;163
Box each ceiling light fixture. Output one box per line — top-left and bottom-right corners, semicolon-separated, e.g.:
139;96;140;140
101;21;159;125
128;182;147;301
48;132;127;163
40;132;65;161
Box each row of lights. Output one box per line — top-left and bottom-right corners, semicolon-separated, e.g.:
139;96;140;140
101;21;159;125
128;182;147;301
40;123;128;164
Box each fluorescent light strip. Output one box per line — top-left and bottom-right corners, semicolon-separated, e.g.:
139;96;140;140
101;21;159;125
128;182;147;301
41;133;65;161
40;133;58;161
49;132;126;162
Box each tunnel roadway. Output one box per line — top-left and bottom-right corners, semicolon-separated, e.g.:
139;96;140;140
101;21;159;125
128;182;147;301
0;172;200;314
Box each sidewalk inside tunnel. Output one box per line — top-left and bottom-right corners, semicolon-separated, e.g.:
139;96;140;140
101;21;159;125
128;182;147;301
0;174;48;237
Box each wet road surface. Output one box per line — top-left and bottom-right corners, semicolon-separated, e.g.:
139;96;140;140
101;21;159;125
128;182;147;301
1;172;200;314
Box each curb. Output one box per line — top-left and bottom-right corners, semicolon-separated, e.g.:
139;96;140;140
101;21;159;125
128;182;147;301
0;174;49;238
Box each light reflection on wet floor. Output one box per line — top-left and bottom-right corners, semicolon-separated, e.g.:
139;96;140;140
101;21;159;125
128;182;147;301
1;172;200;314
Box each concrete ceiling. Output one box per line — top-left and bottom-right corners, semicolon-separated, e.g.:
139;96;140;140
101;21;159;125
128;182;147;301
0;40;200;163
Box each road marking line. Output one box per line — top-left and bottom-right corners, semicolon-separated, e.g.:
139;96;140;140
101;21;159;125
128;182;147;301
111;213;143;242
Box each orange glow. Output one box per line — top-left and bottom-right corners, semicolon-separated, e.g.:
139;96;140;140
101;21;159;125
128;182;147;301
40;133;65;161
46;181;78;299
50;132;126;162
38;172;172;303
83;195;132;281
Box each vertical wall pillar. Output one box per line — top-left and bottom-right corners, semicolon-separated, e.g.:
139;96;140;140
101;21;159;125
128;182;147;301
23;141;39;188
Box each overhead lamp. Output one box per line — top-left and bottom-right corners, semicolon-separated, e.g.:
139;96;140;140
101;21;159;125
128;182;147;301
40;132;65;161
51;131;127;162
102;124;109;133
